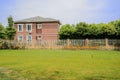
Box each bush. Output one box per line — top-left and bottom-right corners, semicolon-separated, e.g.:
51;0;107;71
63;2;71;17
1;41;9;49
0;40;21;49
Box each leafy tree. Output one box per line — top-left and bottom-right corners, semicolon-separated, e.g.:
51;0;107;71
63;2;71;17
59;24;75;39
0;23;5;39
98;23;116;38
59;19;119;39
88;24;99;38
75;22;89;38
109;19;120;37
8;16;14;28
5;16;16;40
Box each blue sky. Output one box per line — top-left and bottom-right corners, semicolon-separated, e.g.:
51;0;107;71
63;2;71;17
0;0;120;26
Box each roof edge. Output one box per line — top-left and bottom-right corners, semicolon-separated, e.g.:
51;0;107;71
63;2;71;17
14;21;61;24
14;16;61;24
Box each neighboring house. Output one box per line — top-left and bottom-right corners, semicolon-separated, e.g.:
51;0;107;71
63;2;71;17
14;16;61;43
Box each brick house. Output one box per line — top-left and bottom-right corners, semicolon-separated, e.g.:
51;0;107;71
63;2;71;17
14;16;61;43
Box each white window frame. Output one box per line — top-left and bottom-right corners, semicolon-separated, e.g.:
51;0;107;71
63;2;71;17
26;24;32;32
17;24;23;32
37;36;42;40
18;35;23;42
37;24;42;29
26;35;32;42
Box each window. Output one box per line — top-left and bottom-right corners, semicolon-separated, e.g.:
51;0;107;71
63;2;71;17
37;24;42;29
37;36;41;40
26;35;32;42
26;24;32;32
18;24;23;32
18;35;23;42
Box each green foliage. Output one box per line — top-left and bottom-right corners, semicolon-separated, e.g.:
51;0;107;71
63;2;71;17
59;24;75;39
59;19;120;39
76;22;89;35
98;23;116;38
8;16;14;28
0;16;16;49
5;16;16;40
88;24;99;38
109;19;120;36
0;16;16;40
5;26;16;40
0;41;9;49
0;23;5;39
75;22;89;38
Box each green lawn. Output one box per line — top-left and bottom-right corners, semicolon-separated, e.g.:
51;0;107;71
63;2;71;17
0;50;120;80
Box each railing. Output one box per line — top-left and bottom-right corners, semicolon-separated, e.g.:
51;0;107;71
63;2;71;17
1;39;120;50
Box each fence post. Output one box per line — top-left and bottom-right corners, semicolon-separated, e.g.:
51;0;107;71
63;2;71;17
105;38;109;49
67;39;70;48
85;38;89;48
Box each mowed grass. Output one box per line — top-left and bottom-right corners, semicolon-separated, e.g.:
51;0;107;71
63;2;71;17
0;50;120;80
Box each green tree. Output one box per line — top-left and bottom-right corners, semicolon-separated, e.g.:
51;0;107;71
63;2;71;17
98;23;116;38
109;19;120;37
88;24;99;38
75;22;89;38
58;19;119;39
5;16;16;40
0;23;5;39
59;24;75;39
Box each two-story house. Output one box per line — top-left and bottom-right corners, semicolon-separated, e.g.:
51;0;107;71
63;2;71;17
14;16;61;43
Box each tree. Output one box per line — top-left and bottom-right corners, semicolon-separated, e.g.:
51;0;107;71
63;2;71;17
8;16;14;28
88;24;99;38
109;19;120;38
75;22;89;38
58;19;119;39
98;23;116;38
59;24;75;39
5;16;16;40
0;23;5;39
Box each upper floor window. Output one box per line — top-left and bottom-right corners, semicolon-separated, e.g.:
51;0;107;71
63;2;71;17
37;24;42;29
18;24;23;32
26;24;32;32
18;35;23;42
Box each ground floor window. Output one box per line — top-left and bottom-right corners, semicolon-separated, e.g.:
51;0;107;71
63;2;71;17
27;35;32;43
37;36;42;40
18;35;23;42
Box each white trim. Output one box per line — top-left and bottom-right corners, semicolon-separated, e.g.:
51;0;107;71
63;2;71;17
26;35;32;42
37;24;42;29
26;24;32;32
17;24;23;32
18;35;23;42
37;36;42;40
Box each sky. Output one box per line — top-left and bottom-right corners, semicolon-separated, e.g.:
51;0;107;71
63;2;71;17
0;0;120;26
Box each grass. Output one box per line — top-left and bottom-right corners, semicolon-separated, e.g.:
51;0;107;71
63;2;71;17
0;50;120;80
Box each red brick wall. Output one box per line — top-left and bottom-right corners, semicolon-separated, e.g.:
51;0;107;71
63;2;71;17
41;23;59;40
14;22;59;42
32;23;37;42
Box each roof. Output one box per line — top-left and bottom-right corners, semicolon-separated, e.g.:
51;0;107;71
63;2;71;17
14;16;61;24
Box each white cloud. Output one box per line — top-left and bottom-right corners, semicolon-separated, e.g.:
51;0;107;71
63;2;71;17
13;0;108;24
